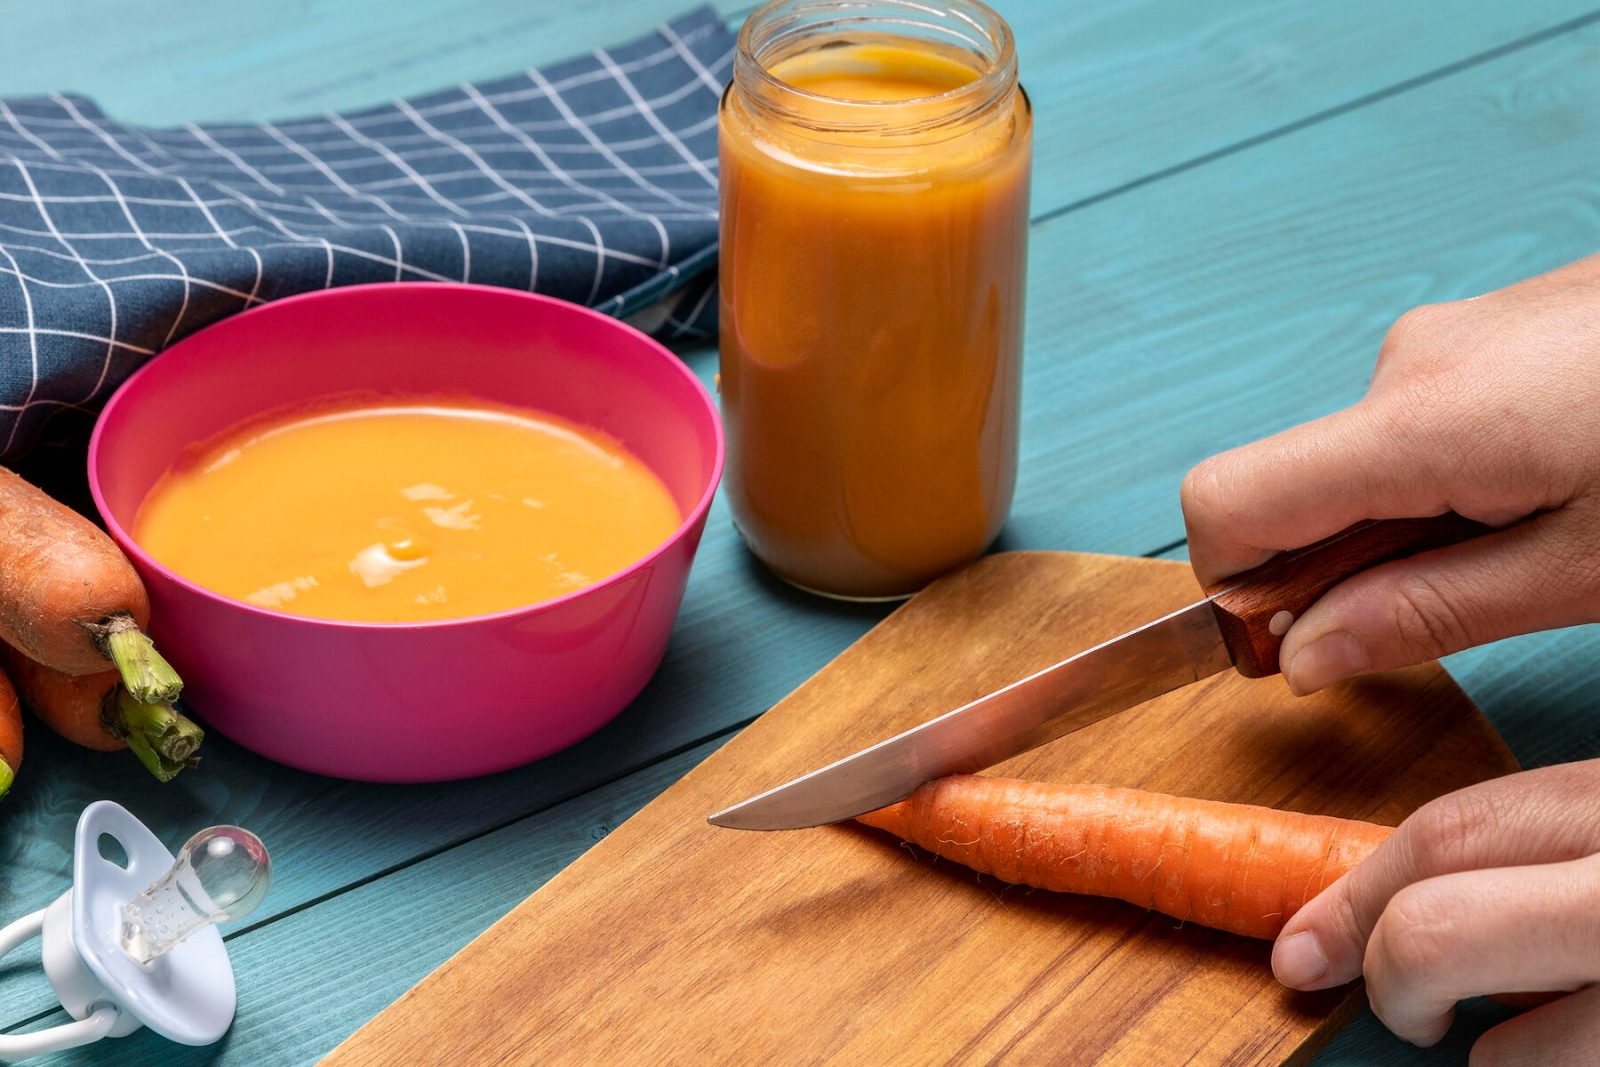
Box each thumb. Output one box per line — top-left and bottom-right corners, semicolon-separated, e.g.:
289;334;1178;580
1279;504;1600;695
1272;762;1600;991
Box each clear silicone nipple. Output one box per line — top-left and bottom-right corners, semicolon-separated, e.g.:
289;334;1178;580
119;827;271;964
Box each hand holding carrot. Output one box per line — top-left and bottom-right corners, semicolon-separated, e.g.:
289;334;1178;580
1181;257;1600;1062
1271;760;1600;1061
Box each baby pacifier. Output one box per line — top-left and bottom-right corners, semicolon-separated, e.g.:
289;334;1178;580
0;802;270;1059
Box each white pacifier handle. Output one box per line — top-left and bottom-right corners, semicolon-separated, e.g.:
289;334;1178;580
0;908;120;1058
0;803;270;1060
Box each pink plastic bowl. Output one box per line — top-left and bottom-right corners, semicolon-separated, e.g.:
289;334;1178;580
88;283;723;782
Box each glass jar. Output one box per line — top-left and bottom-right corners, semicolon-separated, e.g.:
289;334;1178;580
719;0;1031;601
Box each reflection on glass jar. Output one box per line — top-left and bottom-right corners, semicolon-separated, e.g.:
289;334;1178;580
719;0;1031;600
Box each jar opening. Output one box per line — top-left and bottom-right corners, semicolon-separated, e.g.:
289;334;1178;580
733;0;1017;138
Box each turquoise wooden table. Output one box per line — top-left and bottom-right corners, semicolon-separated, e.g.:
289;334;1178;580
2;1;1598;1063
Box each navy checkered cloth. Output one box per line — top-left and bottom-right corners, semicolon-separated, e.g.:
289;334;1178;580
0;7;730;460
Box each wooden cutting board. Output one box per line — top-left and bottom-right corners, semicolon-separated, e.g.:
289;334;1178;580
324;552;1518;1066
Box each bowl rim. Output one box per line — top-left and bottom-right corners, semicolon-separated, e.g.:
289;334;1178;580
86;281;726;633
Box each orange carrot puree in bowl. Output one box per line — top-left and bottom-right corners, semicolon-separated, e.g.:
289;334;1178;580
131;398;682;623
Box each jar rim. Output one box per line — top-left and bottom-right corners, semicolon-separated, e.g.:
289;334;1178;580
732;0;1018;137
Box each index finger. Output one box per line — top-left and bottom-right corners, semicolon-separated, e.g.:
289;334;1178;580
1181;401;1418;586
1271;762;1600;991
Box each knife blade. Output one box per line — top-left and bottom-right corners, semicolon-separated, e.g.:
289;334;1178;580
708;513;1488;830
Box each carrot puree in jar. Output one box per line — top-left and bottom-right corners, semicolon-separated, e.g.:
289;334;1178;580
131;400;681;623
719;1;1031;600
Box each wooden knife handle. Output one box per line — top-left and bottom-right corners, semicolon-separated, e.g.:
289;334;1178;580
1204;513;1491;678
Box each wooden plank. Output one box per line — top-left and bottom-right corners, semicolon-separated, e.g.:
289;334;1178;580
0;8;1593;1062
322;552;1518;1067
1148;562;1600;1065
1002;19;1600;556
0;0;1591;238
0;741;721;1067
5;647;1575;1067
5;559;1571;1066
7;5;1600;1038
309;21;1599;1055
0;0;745;124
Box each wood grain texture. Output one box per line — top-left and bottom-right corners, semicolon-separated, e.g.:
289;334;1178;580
0;3;1594;1064
1207;516;1489;676
0;484;892;1028
0;11;1592;982
1008;23;1600;559
323;553;1517;1067
10;638;1582;1067
0;0;1591;236
4;17;1600;1056
1160;542;1600;778
0;740;721;1067
1158;563;1600;1066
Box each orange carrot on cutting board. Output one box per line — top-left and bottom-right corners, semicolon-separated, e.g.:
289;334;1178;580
858;775;1393;940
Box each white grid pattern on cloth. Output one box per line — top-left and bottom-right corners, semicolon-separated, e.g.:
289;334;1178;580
0;5;729;458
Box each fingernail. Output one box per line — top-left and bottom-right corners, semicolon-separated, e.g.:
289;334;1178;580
1273;931;1329;988
1286;631;1368;695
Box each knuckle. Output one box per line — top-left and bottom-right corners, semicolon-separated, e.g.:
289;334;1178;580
1558;500;1600;599
1180;456;1233;527
1469;1030;1513;1067
1374;301;1492;407
1371;883;1459;980
1318;878;1374;960
1386;570;1476;660
1380;303;1455;363
1404;788;1502;875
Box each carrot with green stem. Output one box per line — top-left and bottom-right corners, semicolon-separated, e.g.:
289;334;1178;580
113;687;203;782
0;467;182;704
857;776;1393;940
0;643;201;781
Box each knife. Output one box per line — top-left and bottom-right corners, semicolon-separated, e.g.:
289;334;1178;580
708;513;1489;830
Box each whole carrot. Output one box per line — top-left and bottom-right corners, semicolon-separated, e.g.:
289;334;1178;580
0;652;123;752
0;467;181;702
0;665;20;798
857;776;1393;940
0;643;202;781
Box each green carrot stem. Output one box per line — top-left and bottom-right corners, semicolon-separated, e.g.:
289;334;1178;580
81;613;183;704
0;760;13;800
111;688;203;782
